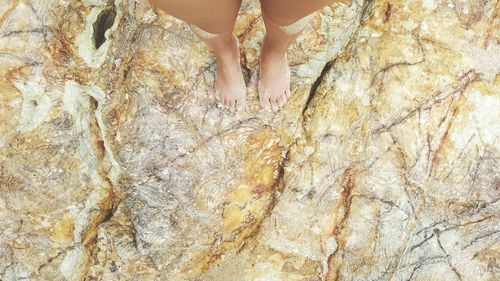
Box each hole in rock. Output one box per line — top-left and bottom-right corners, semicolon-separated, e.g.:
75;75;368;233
93;9;117;49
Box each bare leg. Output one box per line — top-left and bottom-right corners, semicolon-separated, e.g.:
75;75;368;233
148;0;246;112
258;0;352;111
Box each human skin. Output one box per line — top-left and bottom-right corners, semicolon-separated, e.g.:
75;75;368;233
148;0;352;112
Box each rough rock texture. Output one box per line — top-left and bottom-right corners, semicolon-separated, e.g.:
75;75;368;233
0;0;499;280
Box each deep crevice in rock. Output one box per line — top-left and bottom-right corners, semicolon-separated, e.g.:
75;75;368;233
360;0;374;24
79;94;123;278
93;8;117;49
325;166;358;281
301;60;335;116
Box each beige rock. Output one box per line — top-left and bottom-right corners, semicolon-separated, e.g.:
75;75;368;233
0;0;498;280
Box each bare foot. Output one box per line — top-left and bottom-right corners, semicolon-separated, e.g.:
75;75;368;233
212;34;246;113
258;36;291;112
258;10;308;112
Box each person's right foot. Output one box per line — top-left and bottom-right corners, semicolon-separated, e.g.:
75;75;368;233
209;34;247;112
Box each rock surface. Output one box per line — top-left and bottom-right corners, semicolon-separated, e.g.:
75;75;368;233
0;0;499;280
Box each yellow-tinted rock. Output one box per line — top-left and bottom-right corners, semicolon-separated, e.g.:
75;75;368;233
0;0;498;280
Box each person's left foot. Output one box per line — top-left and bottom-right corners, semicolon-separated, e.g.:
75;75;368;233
258;35;291;112
212;34;247;112
190;25;247;113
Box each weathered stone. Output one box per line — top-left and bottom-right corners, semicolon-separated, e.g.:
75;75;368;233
0;0;498;280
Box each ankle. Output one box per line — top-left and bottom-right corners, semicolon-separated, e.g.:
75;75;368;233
261;40;287;61
214;37;239;61
204;34;237;58
261;28;295;58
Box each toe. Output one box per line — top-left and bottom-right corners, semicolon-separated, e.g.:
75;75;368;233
229;99;236;112
277;93;286;107
259;94;271;111
258;80;272;111
285;89;291;98
263;99;272;111
222;97;229;109
270;98;279;111
227;99;234;111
